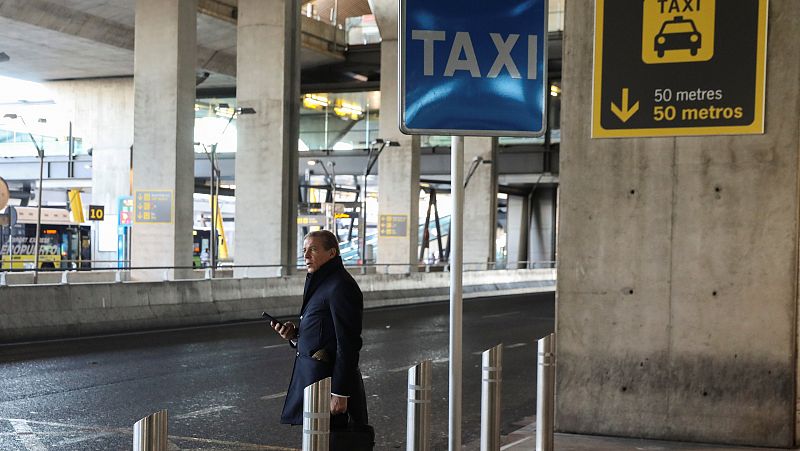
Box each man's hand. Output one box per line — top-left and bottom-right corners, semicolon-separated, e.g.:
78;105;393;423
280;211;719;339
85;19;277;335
330;395;348;415
271;321;297;341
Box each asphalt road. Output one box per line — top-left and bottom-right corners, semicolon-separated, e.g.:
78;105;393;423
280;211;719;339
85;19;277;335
0;291;554;450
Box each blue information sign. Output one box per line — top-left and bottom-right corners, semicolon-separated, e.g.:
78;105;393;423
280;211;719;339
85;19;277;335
400;0;548;137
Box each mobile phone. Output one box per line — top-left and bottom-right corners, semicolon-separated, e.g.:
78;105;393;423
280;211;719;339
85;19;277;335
261;311;279;324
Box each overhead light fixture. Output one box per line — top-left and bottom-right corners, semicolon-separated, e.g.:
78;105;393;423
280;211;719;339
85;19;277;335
333;99;363;121
215;103;235;118
344;72;369;82
0;52;8;63
303;93;329;110
550;84;561;97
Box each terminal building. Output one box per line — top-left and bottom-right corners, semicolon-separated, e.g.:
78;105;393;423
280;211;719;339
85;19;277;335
0;0;798;449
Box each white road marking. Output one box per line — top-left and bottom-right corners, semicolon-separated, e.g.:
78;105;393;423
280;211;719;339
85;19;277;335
474;343;528;355
482;311;521;319
389;358;448;373
261;391;288;400
174;406;234;420
56;432;115;446
262;344;286;350
0;417;298;450
9;419;47;451
500;435;533;450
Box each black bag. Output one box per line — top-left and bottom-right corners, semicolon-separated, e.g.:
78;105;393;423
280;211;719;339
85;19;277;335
330;422;375;451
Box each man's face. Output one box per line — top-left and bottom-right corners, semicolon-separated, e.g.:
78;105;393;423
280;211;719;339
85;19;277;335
303;236;335;273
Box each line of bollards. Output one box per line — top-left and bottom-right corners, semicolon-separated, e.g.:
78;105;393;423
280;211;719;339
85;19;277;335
132;409;168;451
294;335;555;451
128;336;553;451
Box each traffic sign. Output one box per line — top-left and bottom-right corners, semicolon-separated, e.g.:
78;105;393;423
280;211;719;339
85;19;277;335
592;0;768;138
400;0;548;137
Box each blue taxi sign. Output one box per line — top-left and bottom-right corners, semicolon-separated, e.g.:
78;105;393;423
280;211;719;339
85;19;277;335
399;0;548;137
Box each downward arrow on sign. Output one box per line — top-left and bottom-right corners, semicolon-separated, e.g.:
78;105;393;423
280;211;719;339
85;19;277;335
611;88;639;122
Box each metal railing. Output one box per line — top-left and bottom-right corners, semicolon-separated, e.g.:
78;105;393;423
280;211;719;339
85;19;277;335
536;334;555;451
303;377;331;451
481;344;503;451
0;260;557;285
133;409;168;451
407;360;432;451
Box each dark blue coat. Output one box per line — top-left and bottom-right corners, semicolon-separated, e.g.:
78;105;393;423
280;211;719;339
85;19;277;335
281;256;367;425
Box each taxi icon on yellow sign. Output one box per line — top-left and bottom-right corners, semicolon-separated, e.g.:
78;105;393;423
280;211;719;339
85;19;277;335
655;16;702;58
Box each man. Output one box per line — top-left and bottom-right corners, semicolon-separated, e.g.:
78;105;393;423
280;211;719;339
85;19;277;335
271;230;368;431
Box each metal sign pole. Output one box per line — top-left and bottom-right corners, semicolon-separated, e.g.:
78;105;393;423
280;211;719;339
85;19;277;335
209;144;216;278
449;135;464;451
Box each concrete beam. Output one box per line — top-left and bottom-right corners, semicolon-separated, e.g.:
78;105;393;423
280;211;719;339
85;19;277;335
366;0;397;41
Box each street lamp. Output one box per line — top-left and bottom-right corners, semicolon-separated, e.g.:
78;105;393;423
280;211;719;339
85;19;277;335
195;104;256;277
4;114;46;283
359;139;399;267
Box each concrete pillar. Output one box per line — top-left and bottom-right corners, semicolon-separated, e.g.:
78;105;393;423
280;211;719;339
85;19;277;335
46;78;134;269
376;38;421;273
556;0;800;447
234;0;300;278
505;195;528;269
131;0;196;280
463;137;497;270
529;186;556;268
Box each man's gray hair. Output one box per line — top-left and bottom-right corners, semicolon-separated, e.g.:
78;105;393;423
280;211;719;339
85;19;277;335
304;230;340;256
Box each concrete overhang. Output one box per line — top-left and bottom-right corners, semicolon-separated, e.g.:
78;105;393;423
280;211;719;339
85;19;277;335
0;0;347;87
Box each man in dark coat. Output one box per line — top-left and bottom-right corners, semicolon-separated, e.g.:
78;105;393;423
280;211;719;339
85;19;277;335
271;230;368;428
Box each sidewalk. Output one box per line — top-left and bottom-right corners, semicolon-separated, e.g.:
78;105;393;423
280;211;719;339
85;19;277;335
498;417;791;451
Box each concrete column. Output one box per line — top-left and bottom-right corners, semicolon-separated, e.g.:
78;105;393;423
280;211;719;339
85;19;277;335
505;195;528;269
131;0;196;280
463;137;497;270
376;38;421;273
46;78;134;269
556;0;800;447
234;0;300;278
528;186;556;268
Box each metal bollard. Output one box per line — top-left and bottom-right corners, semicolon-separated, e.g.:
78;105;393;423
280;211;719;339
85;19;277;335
407;360;432;451
536;334;555;451
133;409;168;451
481;344;503;451
303;377;331;451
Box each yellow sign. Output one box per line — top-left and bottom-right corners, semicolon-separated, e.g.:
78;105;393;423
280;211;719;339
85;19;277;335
89;205;105;221
379;214;408;238
134;190;174;224
592;0;768;138
641;0;715;64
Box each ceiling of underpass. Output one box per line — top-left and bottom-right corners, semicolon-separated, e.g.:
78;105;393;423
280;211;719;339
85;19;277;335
0;0;374;90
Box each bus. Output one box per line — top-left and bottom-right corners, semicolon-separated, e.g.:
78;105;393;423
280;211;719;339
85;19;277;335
0;207;90;270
